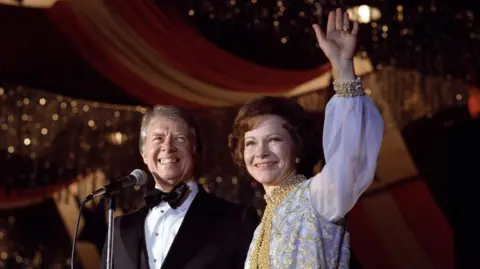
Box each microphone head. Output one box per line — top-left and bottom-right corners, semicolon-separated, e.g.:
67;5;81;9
130;169;148;186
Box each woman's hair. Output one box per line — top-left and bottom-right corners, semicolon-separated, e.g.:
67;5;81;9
228;96;322;177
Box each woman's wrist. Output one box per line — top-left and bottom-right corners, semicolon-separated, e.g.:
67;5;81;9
331;60;355;83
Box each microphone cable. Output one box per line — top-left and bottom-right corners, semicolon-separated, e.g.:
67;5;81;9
70;196;90;269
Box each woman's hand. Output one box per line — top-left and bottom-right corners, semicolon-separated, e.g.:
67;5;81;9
312;8;359;82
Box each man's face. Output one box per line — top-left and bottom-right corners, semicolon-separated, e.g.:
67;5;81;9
142;116;195;192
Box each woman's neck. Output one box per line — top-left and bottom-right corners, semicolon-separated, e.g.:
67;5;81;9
263;171;297;197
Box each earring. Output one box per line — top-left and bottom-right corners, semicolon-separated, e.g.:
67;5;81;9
295;157;300;164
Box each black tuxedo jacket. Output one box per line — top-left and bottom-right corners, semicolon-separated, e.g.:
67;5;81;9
100;186;259;269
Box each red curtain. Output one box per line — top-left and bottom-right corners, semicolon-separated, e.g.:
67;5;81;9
109;0;330;92
349;178;453;269
45;0;332;107
46;3;202;108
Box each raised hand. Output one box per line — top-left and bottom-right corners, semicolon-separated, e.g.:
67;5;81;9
312;8;359;81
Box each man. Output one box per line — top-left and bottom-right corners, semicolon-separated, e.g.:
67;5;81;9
101;105;259;269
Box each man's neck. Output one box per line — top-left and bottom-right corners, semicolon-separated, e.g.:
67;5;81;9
155;178;195;193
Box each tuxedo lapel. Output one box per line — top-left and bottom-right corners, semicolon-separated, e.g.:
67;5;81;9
118;207;149;268
160;186;219;269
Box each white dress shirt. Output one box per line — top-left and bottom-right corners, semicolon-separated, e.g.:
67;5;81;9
144;180;199;269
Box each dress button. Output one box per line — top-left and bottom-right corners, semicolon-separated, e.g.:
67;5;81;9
155;233;159;236
154;259;157;263
160;210;164;213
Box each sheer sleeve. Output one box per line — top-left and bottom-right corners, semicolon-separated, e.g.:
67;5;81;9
310;90;384;222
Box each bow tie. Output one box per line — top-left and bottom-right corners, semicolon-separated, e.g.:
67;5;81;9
144;183;189;210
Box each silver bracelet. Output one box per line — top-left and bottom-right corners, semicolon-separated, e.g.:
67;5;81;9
332;76;365;97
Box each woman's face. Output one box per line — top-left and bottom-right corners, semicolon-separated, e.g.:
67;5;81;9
243;115;297;189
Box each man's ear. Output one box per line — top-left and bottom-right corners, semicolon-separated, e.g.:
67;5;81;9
141;152;148;165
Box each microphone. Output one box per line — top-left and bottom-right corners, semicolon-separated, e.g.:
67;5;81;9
85;169;148;201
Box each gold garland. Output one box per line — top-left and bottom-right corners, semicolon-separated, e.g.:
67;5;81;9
249;174;307;269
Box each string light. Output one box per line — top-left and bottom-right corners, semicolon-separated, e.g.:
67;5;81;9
173;2;479;83
0;83;155;268
347;5;382;24
0;77;362;215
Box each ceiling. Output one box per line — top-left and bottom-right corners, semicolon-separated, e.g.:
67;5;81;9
1;1;479;107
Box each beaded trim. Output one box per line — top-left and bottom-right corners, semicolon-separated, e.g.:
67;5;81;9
249;174;307;269
332;76;365;97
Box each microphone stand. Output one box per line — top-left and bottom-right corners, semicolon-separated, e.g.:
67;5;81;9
105;194;116;269
72;169;147;269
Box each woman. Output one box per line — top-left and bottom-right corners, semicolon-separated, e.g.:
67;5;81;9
228;9;384;269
